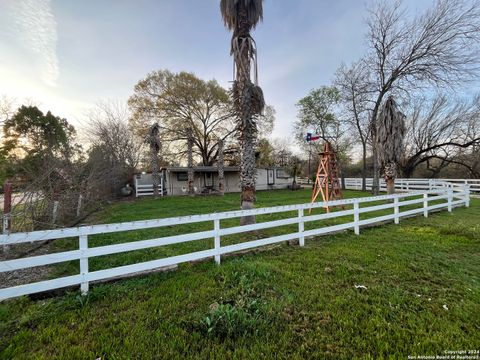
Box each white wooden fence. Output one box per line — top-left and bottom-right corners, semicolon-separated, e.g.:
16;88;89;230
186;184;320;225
0;184;470;301
135;176;164;197
344;178;480;193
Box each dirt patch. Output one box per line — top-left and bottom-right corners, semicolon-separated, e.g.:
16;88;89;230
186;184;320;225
0;243;52;288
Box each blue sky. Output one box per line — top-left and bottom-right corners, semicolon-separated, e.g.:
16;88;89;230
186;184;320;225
0;0;434;138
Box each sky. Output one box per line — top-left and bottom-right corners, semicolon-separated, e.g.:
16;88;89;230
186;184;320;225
0;0;437;140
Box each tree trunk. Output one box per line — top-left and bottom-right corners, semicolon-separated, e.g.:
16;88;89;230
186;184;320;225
372;145;380;195
361;142;367;192
187;128;195;196
239;126;256;225
218;140;225;195
384;162;397;194
151;146;159;197
371;99;383;196
386;177;395;194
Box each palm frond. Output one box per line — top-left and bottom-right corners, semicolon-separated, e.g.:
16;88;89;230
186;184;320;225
376;96;406;177
220;0;263;30
145;123;161;153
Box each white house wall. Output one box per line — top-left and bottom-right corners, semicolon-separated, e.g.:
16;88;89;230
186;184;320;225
156;168;294;196
256;169;293;191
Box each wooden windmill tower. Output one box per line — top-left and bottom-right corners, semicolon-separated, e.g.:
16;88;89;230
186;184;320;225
311;141;343;212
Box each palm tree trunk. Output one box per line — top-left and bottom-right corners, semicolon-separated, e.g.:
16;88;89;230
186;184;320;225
151;146;159;197
240;127;256;224
218;140;225;195
236;3;256;224
384;162;396;194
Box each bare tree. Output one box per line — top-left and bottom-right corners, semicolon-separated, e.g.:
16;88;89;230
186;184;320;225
335;62;373;190
364;0;480;194
401;94;480;177
0;95;15;127
86;101;142;196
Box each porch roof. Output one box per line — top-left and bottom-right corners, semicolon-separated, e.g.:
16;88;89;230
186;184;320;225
162;166;240;173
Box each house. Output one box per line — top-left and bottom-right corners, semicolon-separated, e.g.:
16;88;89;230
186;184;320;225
134;166;295;196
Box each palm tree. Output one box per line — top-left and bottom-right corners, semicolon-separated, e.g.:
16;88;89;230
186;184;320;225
145;123;161;197
220;0;265;224
375;96;406;194
218;139;225;195
187;127;195;196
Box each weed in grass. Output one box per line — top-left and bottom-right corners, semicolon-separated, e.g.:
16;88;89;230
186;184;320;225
198;303;261;340
188;262;285;343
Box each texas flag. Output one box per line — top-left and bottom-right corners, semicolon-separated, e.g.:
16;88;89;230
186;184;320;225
306;132;321;142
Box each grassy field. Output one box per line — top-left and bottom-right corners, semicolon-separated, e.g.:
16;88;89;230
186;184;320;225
0;189;479;359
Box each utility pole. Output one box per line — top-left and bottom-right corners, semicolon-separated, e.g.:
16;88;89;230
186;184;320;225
307;142;312;184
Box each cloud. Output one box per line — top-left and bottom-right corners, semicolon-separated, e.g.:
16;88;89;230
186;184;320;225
5;0;59;86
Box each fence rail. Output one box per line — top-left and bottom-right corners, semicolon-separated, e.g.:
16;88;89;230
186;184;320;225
135;184;164;197
344;178;480;193
0;183;470;301
134;176;164;197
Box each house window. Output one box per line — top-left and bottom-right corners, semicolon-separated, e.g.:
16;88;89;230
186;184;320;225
177;172;188;181
276;169;289;179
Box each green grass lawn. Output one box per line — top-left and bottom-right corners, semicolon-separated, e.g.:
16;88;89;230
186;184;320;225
1;189;479;359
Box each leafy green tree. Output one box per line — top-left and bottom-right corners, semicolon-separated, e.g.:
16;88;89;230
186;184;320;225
3;106;76;179
128;70;235;166
255;138;275;167
4;105;75;158
295;86;341;143
294;86;350;163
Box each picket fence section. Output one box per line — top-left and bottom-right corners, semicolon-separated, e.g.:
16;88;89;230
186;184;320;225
0;183;470;301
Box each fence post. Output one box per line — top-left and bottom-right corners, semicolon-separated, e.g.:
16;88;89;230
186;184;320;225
298;208;305;246
2;182;12;254
464;184;470;208
3;182;12;235
79;235;89;295
423;193;428;218
353;200;360;235
2;214;9;235
52;201;59;224
394;197;400;224
76;194;83;217
447;189;453;212
214;218;221;264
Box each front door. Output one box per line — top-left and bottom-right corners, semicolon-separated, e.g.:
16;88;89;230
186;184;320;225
205;173;213;187
267;169;275;185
